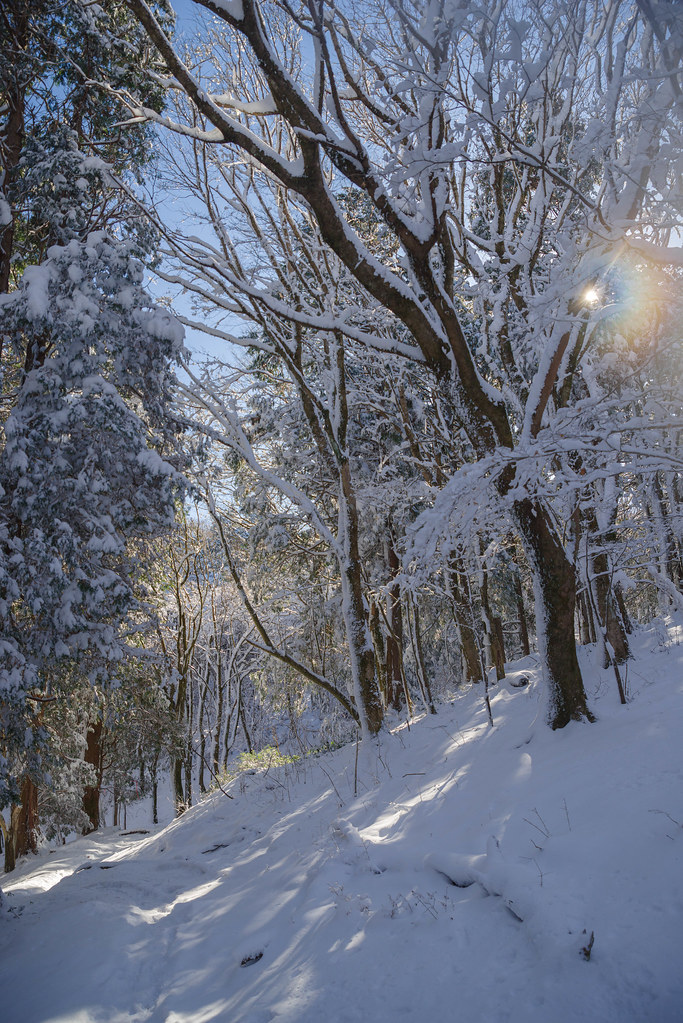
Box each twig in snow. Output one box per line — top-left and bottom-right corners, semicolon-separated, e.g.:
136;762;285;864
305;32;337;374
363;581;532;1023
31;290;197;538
649;809;682;839
192;740;234;800
649;809;681;828
318;763;345;807
580;930;595;961
523;809;550;839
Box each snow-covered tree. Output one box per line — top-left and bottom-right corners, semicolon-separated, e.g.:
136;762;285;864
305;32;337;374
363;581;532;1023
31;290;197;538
0;0;183;866
117;0;681;729
0;228;184;854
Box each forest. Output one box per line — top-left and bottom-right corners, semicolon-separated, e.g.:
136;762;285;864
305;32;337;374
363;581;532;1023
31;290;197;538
0;0;681;886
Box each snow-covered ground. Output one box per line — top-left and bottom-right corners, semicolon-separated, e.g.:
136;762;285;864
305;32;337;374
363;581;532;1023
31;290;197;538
2;623;682;1023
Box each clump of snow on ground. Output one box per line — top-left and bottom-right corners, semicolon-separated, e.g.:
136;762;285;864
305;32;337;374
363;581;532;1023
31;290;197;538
1;622;682;1022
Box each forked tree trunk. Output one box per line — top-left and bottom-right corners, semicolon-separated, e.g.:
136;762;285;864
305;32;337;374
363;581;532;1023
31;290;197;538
514;498;594;728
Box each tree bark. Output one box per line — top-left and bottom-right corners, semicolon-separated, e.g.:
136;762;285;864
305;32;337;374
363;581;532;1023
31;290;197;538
82;720;103;833
172;673;188;815
386;538;404;710
480;557;506;681
490;616;506;681
577;590;596;646
448;559;480;685
408;595;437;714
0;5;28;300
591;550;630;665
340;537;383;735
514;499;594;728
173;754;184;815
368;601;388;706
5;776;38;872
151;751;159;826
512;567;531;657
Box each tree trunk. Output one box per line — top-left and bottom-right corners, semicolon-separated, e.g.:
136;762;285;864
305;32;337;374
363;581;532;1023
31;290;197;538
386;538;404;710
584;501;630;665
480;556;505;681
173;756;184;815
138;751;146;798
512;570;531;657
82;720;103;833
151;752;159;826
0;6;28;301
239;699;253;753
490;616;506;681
213;642;224;777
577;590;596;645
0;813;11;872
172;675;188;815
5;776;38;872
184;694;193;809
514;499;593;728
198;661;209;794
408;595;437;714
614;583;632;635
652;472;683;587
448;560;480;684
591;550;630;665
340;557;383;735
368;601;388;706
339;464;383;735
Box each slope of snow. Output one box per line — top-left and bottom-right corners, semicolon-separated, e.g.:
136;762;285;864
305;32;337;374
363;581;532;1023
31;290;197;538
2;623;682;1023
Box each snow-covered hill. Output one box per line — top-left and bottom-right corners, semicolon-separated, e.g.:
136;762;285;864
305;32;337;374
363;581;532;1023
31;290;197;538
2;624;682;1023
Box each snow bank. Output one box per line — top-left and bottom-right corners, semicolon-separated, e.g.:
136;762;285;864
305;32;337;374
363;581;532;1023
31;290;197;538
1;623;682;1022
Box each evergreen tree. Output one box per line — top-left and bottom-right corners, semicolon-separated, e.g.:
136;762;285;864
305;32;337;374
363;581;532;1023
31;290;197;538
0;0;182;866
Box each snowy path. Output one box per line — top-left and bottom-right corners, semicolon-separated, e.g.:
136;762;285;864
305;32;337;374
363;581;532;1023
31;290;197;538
2;628;683;1022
